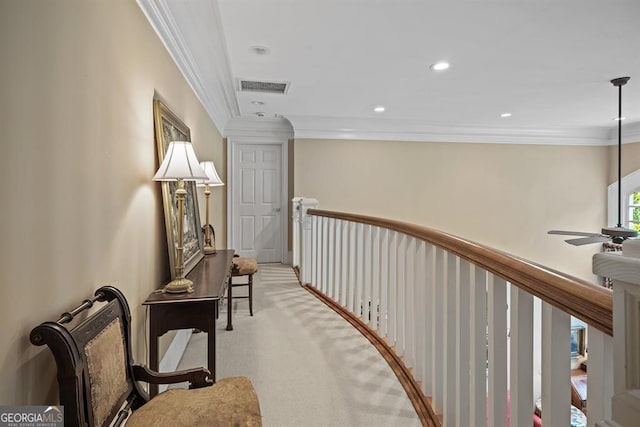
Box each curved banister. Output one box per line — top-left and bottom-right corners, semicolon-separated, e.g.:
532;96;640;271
308;208;613;336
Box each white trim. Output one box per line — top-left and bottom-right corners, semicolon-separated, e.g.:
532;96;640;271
287;115;614;145
226;119;291;263
137;0;239;132
608;169;640;229
225;116;294;139
158;329;192;393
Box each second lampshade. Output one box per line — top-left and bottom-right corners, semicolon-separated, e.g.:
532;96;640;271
197;160;224;254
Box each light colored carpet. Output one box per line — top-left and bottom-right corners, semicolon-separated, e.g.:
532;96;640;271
176;264;420;427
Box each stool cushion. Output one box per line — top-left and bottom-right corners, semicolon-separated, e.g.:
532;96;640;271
126;377;261;427
232;257;258;276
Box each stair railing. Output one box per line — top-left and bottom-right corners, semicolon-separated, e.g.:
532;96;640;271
292;198;614;427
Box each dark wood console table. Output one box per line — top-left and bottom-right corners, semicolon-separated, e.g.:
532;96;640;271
143;249;235;397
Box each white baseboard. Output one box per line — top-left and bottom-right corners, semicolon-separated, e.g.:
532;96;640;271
158;329;192;393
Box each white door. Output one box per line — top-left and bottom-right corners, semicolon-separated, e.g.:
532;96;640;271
232;144;282;262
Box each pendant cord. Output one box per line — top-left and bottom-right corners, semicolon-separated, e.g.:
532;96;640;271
618;82;622;228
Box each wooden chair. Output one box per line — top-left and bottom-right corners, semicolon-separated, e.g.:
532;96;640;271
231;256;258;316
30;286;262;427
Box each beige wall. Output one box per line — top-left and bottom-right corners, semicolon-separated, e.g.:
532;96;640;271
0;1;225;405
294;138;609;281
608;141;640;185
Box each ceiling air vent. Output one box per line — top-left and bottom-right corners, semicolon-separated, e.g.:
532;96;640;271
237;79;290;94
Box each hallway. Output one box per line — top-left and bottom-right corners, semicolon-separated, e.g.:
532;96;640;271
176;264;420;426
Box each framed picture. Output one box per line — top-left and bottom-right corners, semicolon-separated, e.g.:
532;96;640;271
570;326;586;357
153;99;204;279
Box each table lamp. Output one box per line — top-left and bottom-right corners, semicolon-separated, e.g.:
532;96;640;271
153;141;208;293
197;160;224;254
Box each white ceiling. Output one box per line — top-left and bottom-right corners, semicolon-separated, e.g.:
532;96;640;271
139;0;640;145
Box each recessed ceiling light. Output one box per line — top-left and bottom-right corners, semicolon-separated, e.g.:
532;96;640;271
374;106;385;113
501;113;512;118
613;116;626;121
430;61;450;71
249;45;270;55
251;101;265;105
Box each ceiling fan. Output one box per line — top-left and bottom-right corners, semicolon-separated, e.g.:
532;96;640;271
549;76;638;246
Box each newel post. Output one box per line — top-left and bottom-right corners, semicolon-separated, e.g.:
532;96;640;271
593;239;640;426
292;197;303;269
296;198;318;285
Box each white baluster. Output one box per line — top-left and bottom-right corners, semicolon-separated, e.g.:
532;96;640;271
414;240;426;385
363;224;372;324
340;220;349;307
311;215;318;288
510;286;534;427
422;243;435;398
321;217;329;294
327;218;335;298
488;274;508;427
333;220;342;302
388;231;398;346
348;222;356;313
432;247;445;412
355;223;364;318
470;266;488;425
371;226;381;331
405;237;416;370
380;228;389;338
541;302;571;427
444;252;458;426
396;233;406;357
456;259;472;427
587;328;613;426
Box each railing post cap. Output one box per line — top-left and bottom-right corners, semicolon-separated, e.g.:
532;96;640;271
593;241;640;286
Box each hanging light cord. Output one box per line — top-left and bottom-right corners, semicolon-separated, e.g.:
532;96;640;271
617;81;622;228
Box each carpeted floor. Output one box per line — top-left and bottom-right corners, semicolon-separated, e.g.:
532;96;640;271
175;264;420;427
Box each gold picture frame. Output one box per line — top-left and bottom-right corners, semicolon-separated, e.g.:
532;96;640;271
153;99;204;279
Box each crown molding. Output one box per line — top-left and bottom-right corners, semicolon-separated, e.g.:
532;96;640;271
286;115;618;146
137;0;239;132
225;116;294;139
607;120;640;145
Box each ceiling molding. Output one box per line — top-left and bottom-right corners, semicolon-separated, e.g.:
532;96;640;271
608;121;640;145
137;0;239;132
225;116;294;139
286;116;614;146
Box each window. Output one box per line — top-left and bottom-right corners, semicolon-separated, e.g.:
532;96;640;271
628;191;640;233
608;169;640;230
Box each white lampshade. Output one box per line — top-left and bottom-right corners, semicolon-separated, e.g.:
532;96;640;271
153;141;208;181
197;160;225;187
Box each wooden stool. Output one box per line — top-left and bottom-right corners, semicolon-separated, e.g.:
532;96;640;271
231;256;258;316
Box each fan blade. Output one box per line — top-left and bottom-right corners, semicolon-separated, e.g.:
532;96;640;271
548;230;602;237
565;236;611;246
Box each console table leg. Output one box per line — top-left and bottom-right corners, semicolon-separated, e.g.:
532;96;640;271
226;275;233;331
149;324;159;398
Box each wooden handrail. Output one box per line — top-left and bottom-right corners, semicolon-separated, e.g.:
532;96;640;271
308;209;613;336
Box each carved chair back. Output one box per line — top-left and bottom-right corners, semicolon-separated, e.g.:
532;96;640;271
30;287;147;427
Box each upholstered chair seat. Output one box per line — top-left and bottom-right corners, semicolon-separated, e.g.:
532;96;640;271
126;377;261;427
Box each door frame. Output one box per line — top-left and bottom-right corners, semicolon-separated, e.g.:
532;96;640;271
227;136;289;263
